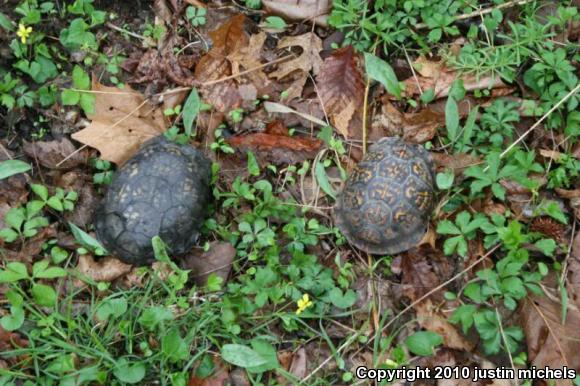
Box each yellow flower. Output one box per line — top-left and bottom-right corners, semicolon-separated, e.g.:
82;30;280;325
295;293;313;315
17;24;33;44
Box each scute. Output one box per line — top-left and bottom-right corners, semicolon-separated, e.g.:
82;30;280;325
94;136;211;265
334;137;434;255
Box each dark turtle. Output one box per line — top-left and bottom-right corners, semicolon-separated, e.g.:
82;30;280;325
334;137;435;255
94;136;211;265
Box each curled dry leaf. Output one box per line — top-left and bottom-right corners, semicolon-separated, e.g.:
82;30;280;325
263;0;330;26
182;242;236;287
269;33;323;100
71;81;165;165
227;122;322;165
188;356;230;386
74;254;132;287
194;15;249;112
399;56;512;100
371;101;443;143
288;347;308;380
520;276;580;385
415;299;474;352
23;138;86;170
431;152;480;174
316;46;364;139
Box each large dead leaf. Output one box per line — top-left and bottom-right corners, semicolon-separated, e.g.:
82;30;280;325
269;33;323;100
74;255;132;287
194;14;248;112
227;121;322;165
263;0;330;26
415;299;474;351
399;56;512;100
71;81;165;165
371;101;443;143
520;279;580;385
228;32;273;94
316;46;364;138
23;138;86;170
182;242;236;287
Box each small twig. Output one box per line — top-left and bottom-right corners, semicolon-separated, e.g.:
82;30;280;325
415;0;534;29
362;79;370;155
403;45;422;95
106;22;146;40
494;308;519;386
0;141;13;160
157;54;295;98
499;82;580;159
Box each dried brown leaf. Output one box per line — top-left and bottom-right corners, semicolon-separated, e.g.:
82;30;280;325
194;15;248;112
71;81;165;165
415;299;474;351
289;347;308;380
188;356;230;386
227;132;322;165
269;33;323;100
23;138;86;170
74;255;132;286
520;277;580;385
371;102;443;143
182;242;236;287
400;56;512;99
263;0;330;26
316;46;364;138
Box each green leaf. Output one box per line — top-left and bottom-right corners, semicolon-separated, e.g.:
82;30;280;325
79;92;96;115
327;287;357;309
404;331;443;356
162;328;190;363
113;359;146;384
96;298;128;321
46;353;76;374
436;169;454;190
182;89;200;137
364;52;402;99
0;262;29;283
0;160;31;180
36;266;67;279
315;161;336;199
61;89;80;105
72;65;90;90
445;97;459;142
0;228;18;242
31;183;48;201
534;239;556;257
47;196;64;211
0;12;14;31
221;344;268;368
69;222;107;253
0;306;24;331
436;220;461;235
138;306;174;330
247;339;280;373
5;207;25;229
264;16;286;30
247;151;260;176
32;283;57;307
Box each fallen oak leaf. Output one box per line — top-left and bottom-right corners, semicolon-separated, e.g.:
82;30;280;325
269;33;323;100
71;81;165;165
194;14;248;112
316;46;364;139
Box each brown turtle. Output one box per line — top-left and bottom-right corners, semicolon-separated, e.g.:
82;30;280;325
334;137;435;255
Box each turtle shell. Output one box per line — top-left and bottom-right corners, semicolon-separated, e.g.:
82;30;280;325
94;136;211;265
334;137;435;255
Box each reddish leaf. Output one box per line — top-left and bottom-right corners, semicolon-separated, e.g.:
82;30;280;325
316;46;365;138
